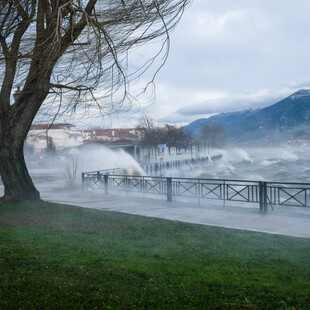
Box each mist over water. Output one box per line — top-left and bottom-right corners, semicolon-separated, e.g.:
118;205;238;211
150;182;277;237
0;144;304;201
192;146;310;183
23;145;145;194
6;144;308;238
26;145;310;188
160;145;310;184
79;145;145;175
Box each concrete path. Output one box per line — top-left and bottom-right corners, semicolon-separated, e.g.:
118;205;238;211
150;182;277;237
42;188;310;239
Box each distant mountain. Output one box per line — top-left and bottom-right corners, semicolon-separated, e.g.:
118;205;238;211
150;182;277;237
185;89;310;145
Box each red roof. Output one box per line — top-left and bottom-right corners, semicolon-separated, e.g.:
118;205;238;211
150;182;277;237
84;128;143;139
30;123;74;130
80;139;138;148
104;139;138;146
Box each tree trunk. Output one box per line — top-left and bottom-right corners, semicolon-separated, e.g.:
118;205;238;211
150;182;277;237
0;145;40;203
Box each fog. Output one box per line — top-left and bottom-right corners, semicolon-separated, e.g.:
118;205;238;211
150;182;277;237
161;145;310;183
23;144;310;197
212;146;310;183
25;145;145;190
79;145;145;176
1;144;309;237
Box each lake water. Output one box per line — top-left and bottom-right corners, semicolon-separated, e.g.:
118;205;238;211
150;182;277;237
172;146;310;184
0;145;307;198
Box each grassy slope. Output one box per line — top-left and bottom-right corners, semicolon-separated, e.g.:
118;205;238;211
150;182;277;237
0;201;310;309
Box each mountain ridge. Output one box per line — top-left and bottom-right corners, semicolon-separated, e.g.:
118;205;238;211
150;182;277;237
185;89;310;144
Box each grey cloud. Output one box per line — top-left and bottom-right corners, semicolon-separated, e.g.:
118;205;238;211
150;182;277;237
83;0;310;128
176;87;305;117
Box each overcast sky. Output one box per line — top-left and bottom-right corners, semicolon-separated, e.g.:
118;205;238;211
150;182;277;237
97;0;310;128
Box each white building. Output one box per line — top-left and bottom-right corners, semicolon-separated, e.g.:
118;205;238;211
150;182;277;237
26;123;83;154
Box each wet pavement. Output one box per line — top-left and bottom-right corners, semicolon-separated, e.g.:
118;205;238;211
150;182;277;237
42;187;310;239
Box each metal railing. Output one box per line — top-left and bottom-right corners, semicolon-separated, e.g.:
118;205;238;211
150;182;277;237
140;154;222;175
82;172;310;213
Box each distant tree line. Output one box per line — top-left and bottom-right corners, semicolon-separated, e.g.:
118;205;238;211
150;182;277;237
136;115;226;156
195;124;226;153
136;115;192;154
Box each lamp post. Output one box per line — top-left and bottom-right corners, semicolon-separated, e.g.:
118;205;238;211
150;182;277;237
13;86;21;103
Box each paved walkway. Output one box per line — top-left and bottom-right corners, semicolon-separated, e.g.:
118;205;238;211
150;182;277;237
43;189;310;239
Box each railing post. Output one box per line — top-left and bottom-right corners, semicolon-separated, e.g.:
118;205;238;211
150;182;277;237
97;171;100;187
104;174;109;195
259;181;268;213
125;176;128;197
167;177;172;202
263;182;268;213
82;173;85;191
197;179;201;205
223;180;226;208
259;181;264;213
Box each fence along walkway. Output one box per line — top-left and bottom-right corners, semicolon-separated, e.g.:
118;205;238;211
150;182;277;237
140;154;222;175
82;172;310;213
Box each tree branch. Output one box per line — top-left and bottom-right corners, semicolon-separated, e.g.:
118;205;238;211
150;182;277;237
13;0;29;20
50;83;93;91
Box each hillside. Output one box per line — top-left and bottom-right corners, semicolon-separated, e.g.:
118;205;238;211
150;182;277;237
185;89;310;144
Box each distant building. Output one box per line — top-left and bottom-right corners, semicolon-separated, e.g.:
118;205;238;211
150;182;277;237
26;125;193;163
81;128;146;161
27;123;83;155
83;128;144;143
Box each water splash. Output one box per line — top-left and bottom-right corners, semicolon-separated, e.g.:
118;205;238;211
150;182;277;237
183;146;309;183
221;148;254;163
79;145;145;176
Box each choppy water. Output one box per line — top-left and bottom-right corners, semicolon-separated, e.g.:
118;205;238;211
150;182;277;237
190;146;310;183
24;145;310;186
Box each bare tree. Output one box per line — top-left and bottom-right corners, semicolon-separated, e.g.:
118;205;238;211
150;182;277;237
137;118;191;160
64;153;79;189
136;114;156;162
166;124;191;153
0;0;190;202
136;113;155;130
199;124;226;153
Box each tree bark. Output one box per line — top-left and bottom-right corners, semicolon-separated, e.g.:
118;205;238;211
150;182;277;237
0;77;50;203
0;144;40;203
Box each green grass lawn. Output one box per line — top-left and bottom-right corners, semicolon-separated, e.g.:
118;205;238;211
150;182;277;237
0;201;310;309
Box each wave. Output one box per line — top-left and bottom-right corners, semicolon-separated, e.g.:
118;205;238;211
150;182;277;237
278;150;299;161
261;159;281;167
80;145;145;175
221;148;254;163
